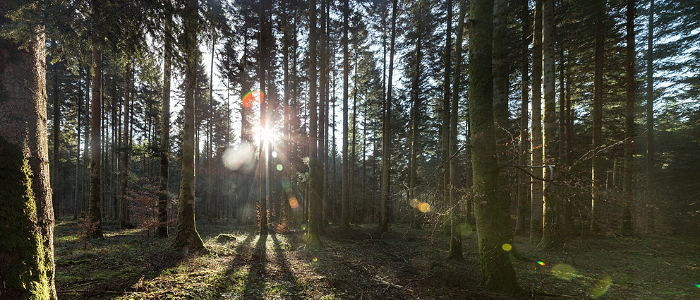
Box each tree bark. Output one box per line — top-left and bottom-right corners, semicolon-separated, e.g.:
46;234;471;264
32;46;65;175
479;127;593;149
645;0;655;232
0;17;56;298
448;0;467;261
515;0;530;236
379;0;398;233
530;0;543;243
591;0;605;233
308;0;321;244
120;63;132;229
468;0;521;293
620;0;636;235
539;0;561;249
157;0;173;238
174;0;205;251
89;34;104;238
341;0;351;229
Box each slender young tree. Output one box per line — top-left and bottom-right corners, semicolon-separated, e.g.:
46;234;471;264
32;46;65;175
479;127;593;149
620;0;636;235
442;0;453;238
0;8;57;297
174;0;206;251
468;0;521;293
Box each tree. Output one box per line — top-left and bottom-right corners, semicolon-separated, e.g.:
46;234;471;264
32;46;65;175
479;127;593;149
89;0;105;238
157;0;173;238
341;0;351;229
448;0;467;261
308;0;322;244
591;0;605;233
620;0;635;235
514;0;530;236
120;62;133;229
645;0;655;232
379;0;398;233
468;0;521;293
0;4;57;296
174;0;206;251
539;0;561;249
530;0;543;243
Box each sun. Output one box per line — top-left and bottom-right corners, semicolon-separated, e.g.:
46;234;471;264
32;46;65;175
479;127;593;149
254;125;275;144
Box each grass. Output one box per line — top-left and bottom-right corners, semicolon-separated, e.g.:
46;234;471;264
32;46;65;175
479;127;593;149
54;220;698;299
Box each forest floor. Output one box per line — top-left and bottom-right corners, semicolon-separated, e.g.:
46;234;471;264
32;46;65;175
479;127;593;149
54;220;698;299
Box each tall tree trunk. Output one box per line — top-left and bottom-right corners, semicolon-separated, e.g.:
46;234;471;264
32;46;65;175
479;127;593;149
341;0;351;228
0;19;57;299
530;0;543;243
174;0;205;251
75;72;82;219
409;35;423;229
379;0;398;233
620;0;636;235
591;0;605;233
119;64;132;229
319;0;328;228
52;70;60;220
442;0;453;238
492;0;510;244
645;0;655;232
515;0;530;236
448;0;467;261
89;37;104;238
539;0;561;249
259;0;269;235
468;0;520;293
308;0;321;243
158;0;173;238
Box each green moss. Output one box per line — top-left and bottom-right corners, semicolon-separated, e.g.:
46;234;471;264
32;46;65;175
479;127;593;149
0;136;52;299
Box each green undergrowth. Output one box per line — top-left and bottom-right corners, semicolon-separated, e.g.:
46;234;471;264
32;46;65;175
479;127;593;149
54;220;698;299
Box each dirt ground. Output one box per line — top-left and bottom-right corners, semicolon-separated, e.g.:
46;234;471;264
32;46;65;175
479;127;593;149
54;221;698;299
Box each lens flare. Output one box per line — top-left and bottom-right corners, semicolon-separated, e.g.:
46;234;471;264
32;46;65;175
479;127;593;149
289;197;299;210
272;150;278;158
418;202;431;213
537;261;546;266
276;164;283;171
456;223;473;236
590;275;612;298
694;283;700;288
242;90;264;108
502;244;513;252
410;198;420;208
312;257;318;262
551;264;577;281
222;142;256;171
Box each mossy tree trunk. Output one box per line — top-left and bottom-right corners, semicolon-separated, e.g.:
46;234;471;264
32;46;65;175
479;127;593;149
174;0;205;252
0;16;57;298
468;0;521;294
